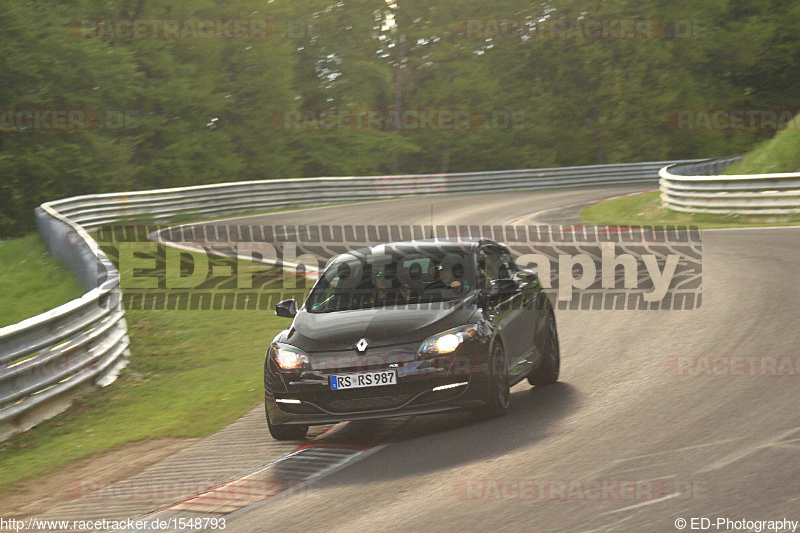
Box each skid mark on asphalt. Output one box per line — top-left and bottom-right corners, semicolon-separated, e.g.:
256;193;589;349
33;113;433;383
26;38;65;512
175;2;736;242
599;492;682;515
570;428;800;530
585;436;748;479
696;426;800;473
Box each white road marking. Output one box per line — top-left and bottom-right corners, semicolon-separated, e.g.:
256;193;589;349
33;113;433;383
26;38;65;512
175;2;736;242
703;225;800;232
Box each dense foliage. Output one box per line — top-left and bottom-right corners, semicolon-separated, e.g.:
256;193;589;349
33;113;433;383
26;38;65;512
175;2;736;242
1;0;798;236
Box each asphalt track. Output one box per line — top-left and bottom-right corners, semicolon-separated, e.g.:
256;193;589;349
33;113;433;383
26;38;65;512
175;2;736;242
161;186;800;531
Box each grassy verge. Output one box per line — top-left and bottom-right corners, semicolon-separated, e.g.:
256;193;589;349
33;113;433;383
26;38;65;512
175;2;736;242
724;114;800;174
586;114;800;228
0;198;371;493
0;304;304;493
0;235;311;493
579;191;800;229
0;234;85;328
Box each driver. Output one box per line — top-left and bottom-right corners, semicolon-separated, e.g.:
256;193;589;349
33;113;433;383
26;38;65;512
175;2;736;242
439;262;466;295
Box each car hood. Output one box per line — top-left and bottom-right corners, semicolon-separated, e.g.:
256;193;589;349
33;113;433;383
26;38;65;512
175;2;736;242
284;300;480;354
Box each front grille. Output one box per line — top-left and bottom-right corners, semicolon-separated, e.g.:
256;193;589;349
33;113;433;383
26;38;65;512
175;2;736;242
322;393;415;413
276;377;470;416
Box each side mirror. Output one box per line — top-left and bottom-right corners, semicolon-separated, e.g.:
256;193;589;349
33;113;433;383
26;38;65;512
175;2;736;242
275;299;298;318
513;269;539;284
490;278;518;298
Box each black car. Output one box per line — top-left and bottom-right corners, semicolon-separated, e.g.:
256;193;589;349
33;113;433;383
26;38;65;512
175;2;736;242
264;238;560;440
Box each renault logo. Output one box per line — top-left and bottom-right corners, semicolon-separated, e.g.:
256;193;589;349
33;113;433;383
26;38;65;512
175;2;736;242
356;338;369;354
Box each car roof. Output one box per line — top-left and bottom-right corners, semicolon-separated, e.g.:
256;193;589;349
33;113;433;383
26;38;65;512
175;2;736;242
328;238;505;264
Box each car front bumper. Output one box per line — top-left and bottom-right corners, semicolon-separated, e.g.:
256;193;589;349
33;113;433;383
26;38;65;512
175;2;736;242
265;342;492;426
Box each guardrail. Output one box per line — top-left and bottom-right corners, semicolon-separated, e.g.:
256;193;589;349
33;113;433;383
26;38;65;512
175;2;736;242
0;206;131;440
659;157;800;215
0;159;693;439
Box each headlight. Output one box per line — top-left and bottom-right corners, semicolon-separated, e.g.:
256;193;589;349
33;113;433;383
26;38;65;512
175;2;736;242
417;325;478;359
269;343;310;370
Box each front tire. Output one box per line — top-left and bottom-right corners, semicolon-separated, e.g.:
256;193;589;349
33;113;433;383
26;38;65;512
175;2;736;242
471;342;510;419
528;309;560;386
266;405;309;440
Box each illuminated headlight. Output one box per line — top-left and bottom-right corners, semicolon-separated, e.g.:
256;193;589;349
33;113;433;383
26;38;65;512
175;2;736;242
269;343;310;370
417;325;478;359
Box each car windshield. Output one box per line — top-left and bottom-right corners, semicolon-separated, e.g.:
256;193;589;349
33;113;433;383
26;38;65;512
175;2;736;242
305;244;476;312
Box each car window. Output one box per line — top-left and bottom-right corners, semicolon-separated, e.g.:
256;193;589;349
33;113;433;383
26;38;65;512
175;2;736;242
306;245;476;312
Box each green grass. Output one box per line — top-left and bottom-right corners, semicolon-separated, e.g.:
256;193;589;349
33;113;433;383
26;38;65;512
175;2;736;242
579;191;800;229
583;114;800;227
0;197;357;492
0;234;85;328
724;113;800;174
0;303;300;493
0;230;313;493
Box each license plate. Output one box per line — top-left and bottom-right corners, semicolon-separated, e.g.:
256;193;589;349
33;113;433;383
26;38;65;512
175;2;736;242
330;370;397;390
